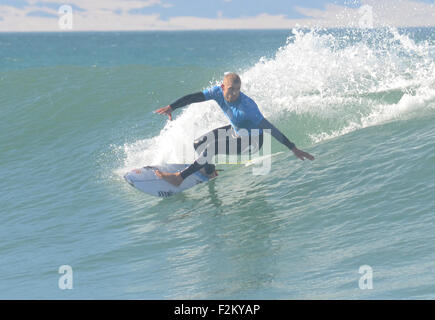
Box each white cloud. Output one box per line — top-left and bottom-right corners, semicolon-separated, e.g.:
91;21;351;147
295;0;435;28
0;0;171;31
363;0;435;27
0;0;433;32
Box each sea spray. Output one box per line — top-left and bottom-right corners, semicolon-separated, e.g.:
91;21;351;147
118;27;434;174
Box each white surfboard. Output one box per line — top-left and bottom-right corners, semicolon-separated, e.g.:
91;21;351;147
124;164;213;197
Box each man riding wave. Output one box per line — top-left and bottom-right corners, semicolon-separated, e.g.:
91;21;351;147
154;73;314;186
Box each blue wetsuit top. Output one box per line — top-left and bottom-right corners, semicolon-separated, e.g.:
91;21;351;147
169;88;296;151
202;86;264;136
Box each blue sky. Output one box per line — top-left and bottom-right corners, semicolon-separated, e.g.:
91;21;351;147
0;0;434;31
127;0;362;20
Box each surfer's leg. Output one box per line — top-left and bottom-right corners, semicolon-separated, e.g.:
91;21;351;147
155;126;261;186
193;124;232;153
179;161;206;179
154;169;184;186
191;126;262;166
179;125;231;180
225;127;264;159
154;126;228;186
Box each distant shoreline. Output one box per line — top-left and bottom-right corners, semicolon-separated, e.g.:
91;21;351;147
0;26;434;34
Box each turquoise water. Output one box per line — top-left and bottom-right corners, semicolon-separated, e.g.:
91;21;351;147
1;28;434;299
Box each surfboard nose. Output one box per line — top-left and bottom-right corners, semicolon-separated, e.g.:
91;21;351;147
124;173;134;186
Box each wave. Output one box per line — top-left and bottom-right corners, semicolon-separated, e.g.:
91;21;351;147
119;27;435;173
242;27;435;142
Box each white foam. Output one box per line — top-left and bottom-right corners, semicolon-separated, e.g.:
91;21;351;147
119;98;229;174
310;86;435;143
118;27;435;173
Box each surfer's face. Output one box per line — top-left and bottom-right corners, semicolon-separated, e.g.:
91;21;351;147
222;81;241;103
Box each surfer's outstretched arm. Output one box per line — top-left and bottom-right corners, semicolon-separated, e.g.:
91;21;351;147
258;118;314;161
154;92;206;120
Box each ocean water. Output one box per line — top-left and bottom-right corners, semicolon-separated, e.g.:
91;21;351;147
1;28;434;299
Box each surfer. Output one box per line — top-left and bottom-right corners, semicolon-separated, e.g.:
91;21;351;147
154;73;314;186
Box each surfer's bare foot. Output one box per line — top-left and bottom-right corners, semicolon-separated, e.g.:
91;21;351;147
154;170;183;186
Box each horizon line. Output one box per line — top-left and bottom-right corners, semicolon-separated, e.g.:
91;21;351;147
1;26;434;33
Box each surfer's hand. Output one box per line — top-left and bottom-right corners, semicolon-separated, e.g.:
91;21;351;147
154;105;173;121
292;147;315;161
